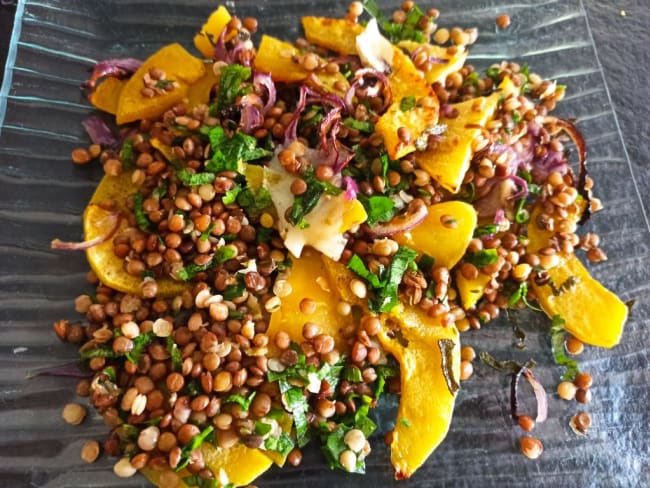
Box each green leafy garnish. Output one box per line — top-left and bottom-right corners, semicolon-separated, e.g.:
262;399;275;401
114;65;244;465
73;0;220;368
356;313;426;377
465;249;499;267
399;95;417;112
507;282;542;311
222;273;247;300
357;194;396;226
125;331;155;364
223;391;256;411
222;184;242;205
132;193;151;231
480;351;536;373
363;0;428;43
347;246;418;313
215;64;251;111
206;126;272;173
80;347;118;360
549;315;580;381
473;223;498;237
166;336;182;372
176;169;216;186
237;186;273;219
176;246;237;281
287;167;342;227
175;426;215;472
264;432;295;458
119;139;135;169
343;366;363;383
343;117;375;133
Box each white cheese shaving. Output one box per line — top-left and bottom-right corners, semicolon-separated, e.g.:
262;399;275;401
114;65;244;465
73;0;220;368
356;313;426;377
355;18;394;72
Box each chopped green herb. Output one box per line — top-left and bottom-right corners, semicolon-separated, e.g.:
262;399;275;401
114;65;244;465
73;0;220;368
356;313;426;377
343;117;375;133
399;95;417;112
347;254;384;289
357;194;396;226
175;426;215;472
343;366;363;383
80;347;118;360
465;249;499;267
102;366;117;383
206;126;272;173
222;184;242;205
125;331;155;364
237;187;273;219
176;169;216;186
223;391;256;411
119;139;135;169
480;351;536;373
132;193;151;231
264;431;295;458
166;336;182;372
183;475;219;488
287;167;342;227
222;274;247;300
151;182;168;200
254;421;273;436
512;111;522;125
463;71;480;89
474;223;498;237
215;64;251;111
199;222;215;241
514;198;530;224
155;79;175;90
363;0;427;43
400;418;411;428
176;246;237;281
485;66;501;83
418;254;435;273
507;282;542;311
549;315;580;381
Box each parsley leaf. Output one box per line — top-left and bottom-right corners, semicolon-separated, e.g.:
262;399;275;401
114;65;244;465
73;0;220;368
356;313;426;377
166;336;182;372
222;273;247;300
176;169;216;186
120;139;135;169
206;127;272;173
507;282;542;311
465;249;499;267
175;426;215;472
222;184;242;205
223;391;256;411
473;223;498;237
215;64;251;111
125;331;155;364
264;431;295;458
176;246;236;281
373;246;418;312
363;0;427;43
343;117;375;133
347;254;383;289
237;186;273;219
132;193;152;231
399;95;417;112
549;315;580;381
357;194;396;226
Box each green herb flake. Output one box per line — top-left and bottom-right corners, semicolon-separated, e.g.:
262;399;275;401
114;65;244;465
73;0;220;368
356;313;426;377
80;347;118;360
119;139;135;169
507;282;542;311
364;0;427;43
125;331;155;364
176;246;237;281
199;222;215;241
438;338;460;395
466;249;499;267
287;167;342;227
400;418;411;428
132;193;152;232
399;95;417;112
343;117;375;133
222;184;242;205
206;127;271;173
176;168;216;186
474;223;498;237
549;315;580;381
343;366;363;383
357;194;396;226
175;426;215;472
223;391;256;411
264;432;295;458
222;274;247;300
215;64;251;110
166;336;182;372
480;351;536;373
418;254;435;273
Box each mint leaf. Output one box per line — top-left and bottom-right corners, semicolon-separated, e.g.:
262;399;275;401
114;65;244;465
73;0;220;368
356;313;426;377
549;315;580;381
466;249;499;267
206;127;271;173
132;193;152;231
399;95;417;111
215;64;251;110
176;246;236;281
357;194;396;226
176;169;216;186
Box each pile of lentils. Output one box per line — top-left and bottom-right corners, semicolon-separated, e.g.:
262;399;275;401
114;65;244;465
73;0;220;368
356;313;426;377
59;1;604;484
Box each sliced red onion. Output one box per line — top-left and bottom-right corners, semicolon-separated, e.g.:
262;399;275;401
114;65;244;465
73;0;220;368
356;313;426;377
344;68;392;114
523;369;548;423
284;85;309;143
508;174;529;200
26;362;91;379
239;103;263;134
494;208;506;226
83;57;142;91
364;199;428;237
51;211;122;251
82;116;118;147
342;176;359;201
253;71;277;114
213;28;230;61
319;107;342;151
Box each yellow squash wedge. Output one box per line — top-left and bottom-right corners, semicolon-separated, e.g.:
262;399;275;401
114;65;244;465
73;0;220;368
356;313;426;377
116;43;205;124
375;47;439;160
194;5;232;59
253;35;348;94
301;16;364;55
89;76;126;115
455;271;492;310
527;207;627;348
417;77;517;193
84;172;188;297
378;304;460;479
267;249;352;352
186;62;220;109
398;41;468;85
395;200;477;269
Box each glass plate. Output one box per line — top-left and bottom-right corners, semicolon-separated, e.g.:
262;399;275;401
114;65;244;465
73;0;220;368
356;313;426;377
0;0;648;487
